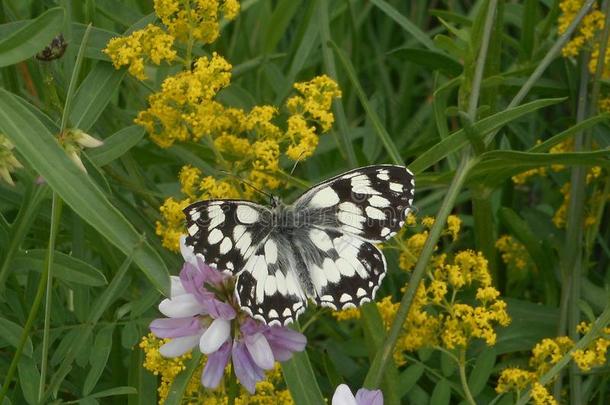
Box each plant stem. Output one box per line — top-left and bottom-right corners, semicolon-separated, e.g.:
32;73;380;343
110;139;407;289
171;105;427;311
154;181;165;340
363;153;475;388
516;304;610;405
227;363;238;405
38;193;63;401
458;349;477;405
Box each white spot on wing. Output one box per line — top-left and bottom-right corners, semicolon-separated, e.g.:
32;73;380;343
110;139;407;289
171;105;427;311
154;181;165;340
208;212;225;230
338;211;366;229
368;195;390;208
219;237;232;254
233;225;246;241
236;205;260;224
340;293;352;303
235;232;252;254
338;202;361;215
381;227;391;237
190;211;201;221
265;276;277;295
309;187;339;208
264;239;278;264
365;206;386;220
207;228;223;244
357;288;367;298
389;182;403;192
323;258;340;283
188;224;198;236
309;229;333;251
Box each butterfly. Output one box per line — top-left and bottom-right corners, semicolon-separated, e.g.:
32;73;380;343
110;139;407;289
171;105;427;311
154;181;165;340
183;165;415;326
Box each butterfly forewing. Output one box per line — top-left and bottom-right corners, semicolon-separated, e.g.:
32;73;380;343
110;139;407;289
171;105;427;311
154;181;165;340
183;200;272;273
294;165;415;242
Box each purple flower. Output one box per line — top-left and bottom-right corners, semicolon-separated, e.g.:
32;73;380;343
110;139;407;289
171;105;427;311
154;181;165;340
150;236;307;393
332;384;383;405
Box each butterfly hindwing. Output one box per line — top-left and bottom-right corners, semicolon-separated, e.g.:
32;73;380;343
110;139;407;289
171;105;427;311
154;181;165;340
183;200;271;273
294;165;414;242
303;228;386;309
235;236;307;326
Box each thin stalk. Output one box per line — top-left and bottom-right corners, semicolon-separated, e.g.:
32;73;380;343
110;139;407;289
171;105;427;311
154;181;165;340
484;0;597;145
38;193;63;401
227;364;238;405
458;349;477;405
516;304;610;405
60;24;91;133
363;153;476;388
317;0;358;167
0;197;55;401
0;185;48;293
555;48;590;403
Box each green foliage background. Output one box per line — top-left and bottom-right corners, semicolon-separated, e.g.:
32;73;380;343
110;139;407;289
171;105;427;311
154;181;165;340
0;0;609;404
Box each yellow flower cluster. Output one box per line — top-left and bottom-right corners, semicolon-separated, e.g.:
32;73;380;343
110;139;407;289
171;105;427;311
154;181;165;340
140;335;293;405
154;0;239;44
0;134;23;186
497;322;610;404
334;215;510;365
104;1;239;80
496;234;535;273
140;333;193;403
558;0;610;77
104;24;177;80
152;72;340;251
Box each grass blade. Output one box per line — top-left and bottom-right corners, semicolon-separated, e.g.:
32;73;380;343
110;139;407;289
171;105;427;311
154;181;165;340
282;350;325;405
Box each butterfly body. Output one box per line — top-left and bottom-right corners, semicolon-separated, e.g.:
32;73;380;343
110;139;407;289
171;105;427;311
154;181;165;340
184;165;414;326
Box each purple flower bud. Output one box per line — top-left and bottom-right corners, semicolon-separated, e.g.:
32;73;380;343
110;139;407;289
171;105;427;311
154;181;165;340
232;339;265;394
201;340;232;389
150;317;202;338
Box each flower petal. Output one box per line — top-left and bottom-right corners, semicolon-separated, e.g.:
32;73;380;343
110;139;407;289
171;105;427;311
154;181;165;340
332;384;358;405
355;388;383;405
232;339;265;394
201;340;232;389
159;294;206;318
180;235;197;265
205;298;236;320
244;332;274;370
169;275;187;298
199;318;231;354
150;317;202;338
264;326;307;361
159;334;200;357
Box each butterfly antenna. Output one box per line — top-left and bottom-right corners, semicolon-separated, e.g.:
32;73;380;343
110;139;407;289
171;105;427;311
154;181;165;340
219;170;274;200
289;151;307;176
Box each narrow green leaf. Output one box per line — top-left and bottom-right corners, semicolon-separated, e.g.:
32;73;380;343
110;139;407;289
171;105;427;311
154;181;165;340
390;47;463;76
370;0;437;50
164;351;202;405
88;386;137;399
0;8;64;67
128;345;157;405
330;41;403;165
430;378;451;405
84;325;115;395
13;249;107;286
69;63;126;131
467;348;496;397
282;350;325;405
0;317;33;357
17;356;40;405
396;363;425;398
263;0;303;53
72;23;116;61
87;125;145;166
530;114;608;153
0;89;169;295
409;98;565;173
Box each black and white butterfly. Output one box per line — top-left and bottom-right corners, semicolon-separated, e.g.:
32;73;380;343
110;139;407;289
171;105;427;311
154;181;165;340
183;165;415;326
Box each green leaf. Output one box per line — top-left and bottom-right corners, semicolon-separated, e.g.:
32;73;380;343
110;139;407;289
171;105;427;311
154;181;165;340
409;98;565;173
390;47;463;76
13;249;107;286
282;350;325;405
430;378;451;405
331;41;403;165
0;317;33;357
396;363;425;398
164;351;202;405
87;125;145;166
72;23;116;61
17;356;40;405
88;386;137;399
0;88;169;295
263;0;303;53
0;8;64;67
467;348;496;397
370;0;437;51
84;325;115;395
69;63;127;131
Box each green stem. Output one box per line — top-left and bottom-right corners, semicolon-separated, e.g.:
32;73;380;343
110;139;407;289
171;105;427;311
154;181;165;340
317;0;358;167
0;185;48;293
38;193;63;401
458;349;477;405
0;193;54;402
516;304;610;405
363;153;476;388
227;363;238;405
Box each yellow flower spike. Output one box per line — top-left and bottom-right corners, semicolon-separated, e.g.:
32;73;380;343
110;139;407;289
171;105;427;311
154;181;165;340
104;24;176;80
179;165;202;198
531;382;558;405
445;215;461;240
496;367;535;393
157;197;192;251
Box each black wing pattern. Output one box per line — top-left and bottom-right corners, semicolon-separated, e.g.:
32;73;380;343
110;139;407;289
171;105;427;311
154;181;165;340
183;200;271;273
